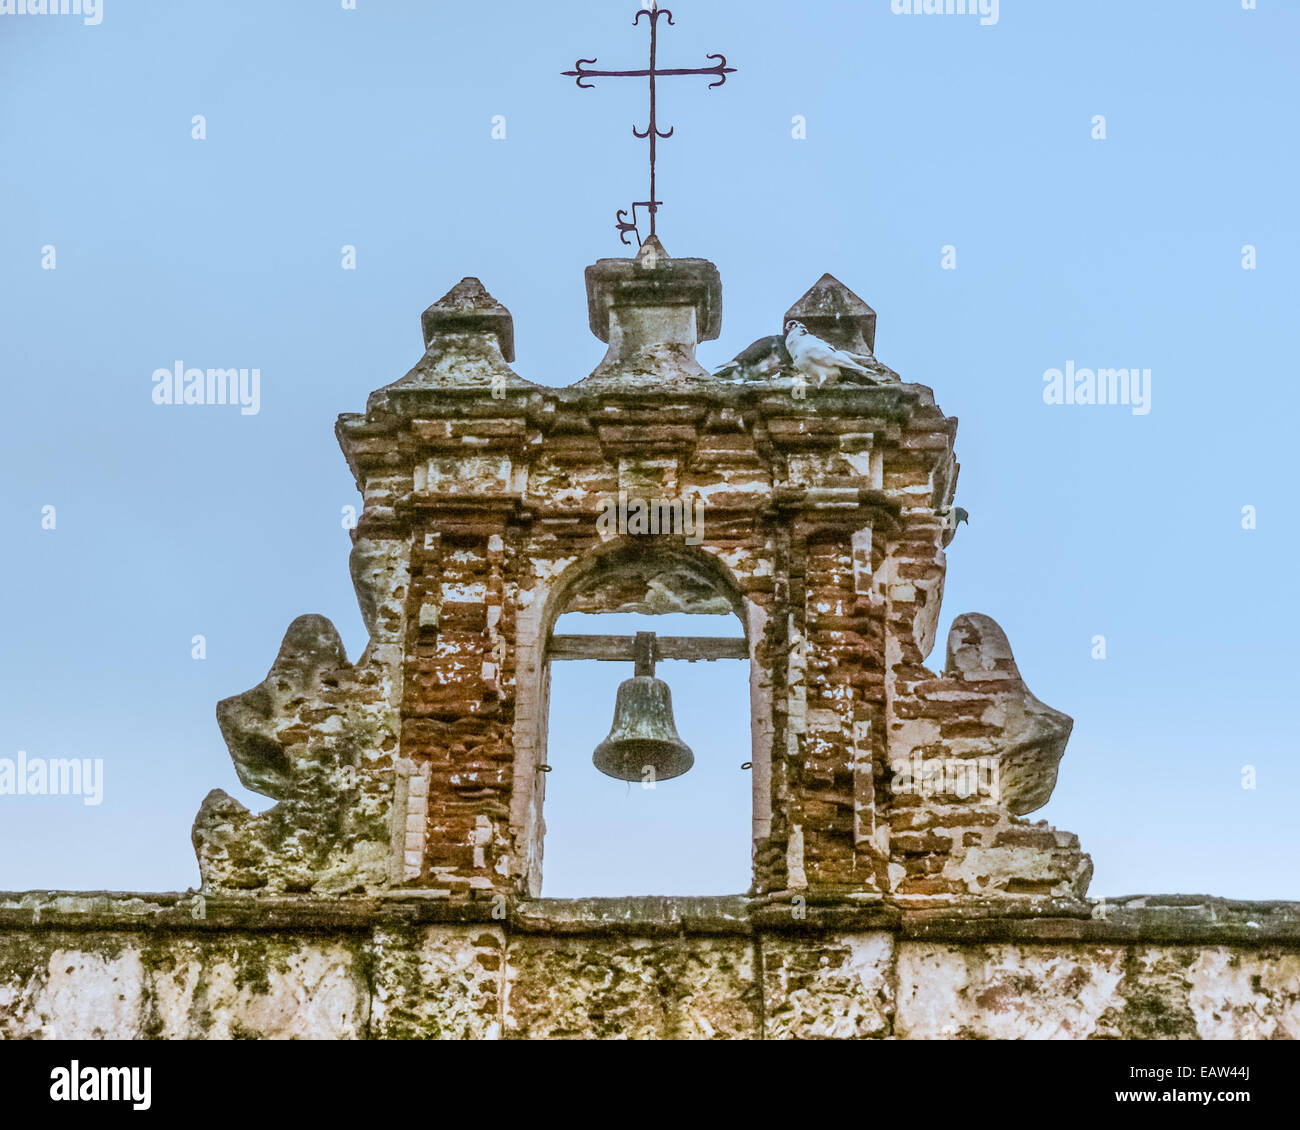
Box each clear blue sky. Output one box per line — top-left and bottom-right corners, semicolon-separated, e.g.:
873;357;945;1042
1;0;1296;899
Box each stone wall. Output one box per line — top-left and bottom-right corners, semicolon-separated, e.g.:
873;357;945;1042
2;894;1296;1040
83;252;1295;1041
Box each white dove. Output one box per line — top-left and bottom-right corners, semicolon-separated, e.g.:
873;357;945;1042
784;321;879;386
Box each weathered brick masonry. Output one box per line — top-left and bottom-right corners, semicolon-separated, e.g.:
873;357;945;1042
3;242;1295;1038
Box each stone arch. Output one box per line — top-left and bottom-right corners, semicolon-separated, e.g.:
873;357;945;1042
546;539;747;628
508;538;771;896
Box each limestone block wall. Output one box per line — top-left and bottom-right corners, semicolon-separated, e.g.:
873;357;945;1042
1;894;1296;1040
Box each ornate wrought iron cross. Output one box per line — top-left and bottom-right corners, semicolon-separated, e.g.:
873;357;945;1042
564;5;735;248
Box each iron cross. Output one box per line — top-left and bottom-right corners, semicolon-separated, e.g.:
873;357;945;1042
564;5;735;248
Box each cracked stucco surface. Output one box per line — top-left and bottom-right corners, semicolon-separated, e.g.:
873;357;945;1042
1;895;1296;1039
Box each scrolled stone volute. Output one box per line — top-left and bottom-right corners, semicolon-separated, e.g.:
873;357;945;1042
941;613;1073;816
214;614;349;798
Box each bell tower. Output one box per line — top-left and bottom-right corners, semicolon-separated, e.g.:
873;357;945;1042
195;239;1091;911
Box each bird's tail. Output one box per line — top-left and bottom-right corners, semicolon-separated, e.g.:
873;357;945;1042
837;357;876;378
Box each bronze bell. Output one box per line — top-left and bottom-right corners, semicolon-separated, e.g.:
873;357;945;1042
592;674;695;782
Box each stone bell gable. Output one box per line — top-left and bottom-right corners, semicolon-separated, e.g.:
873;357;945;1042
194;240;1091;909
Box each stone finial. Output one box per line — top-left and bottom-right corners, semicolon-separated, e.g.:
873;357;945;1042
784;273;877;355
368;276;532;403
421;277;515;362
580;237;723;385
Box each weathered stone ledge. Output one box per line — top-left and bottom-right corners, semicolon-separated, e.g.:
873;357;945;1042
352;378;938;431
2;891;1297;945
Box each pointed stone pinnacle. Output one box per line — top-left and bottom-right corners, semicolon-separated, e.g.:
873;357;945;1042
784;273;877;355
420;276;515;361
636;235;669;267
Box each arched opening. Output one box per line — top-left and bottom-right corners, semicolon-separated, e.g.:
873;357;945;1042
512;542;768;898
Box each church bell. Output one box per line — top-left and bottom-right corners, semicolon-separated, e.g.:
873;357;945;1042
592;632;695;782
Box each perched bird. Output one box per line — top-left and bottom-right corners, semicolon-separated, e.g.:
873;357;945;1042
713;334;790;380
940;505;969;548
784;321;881;386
